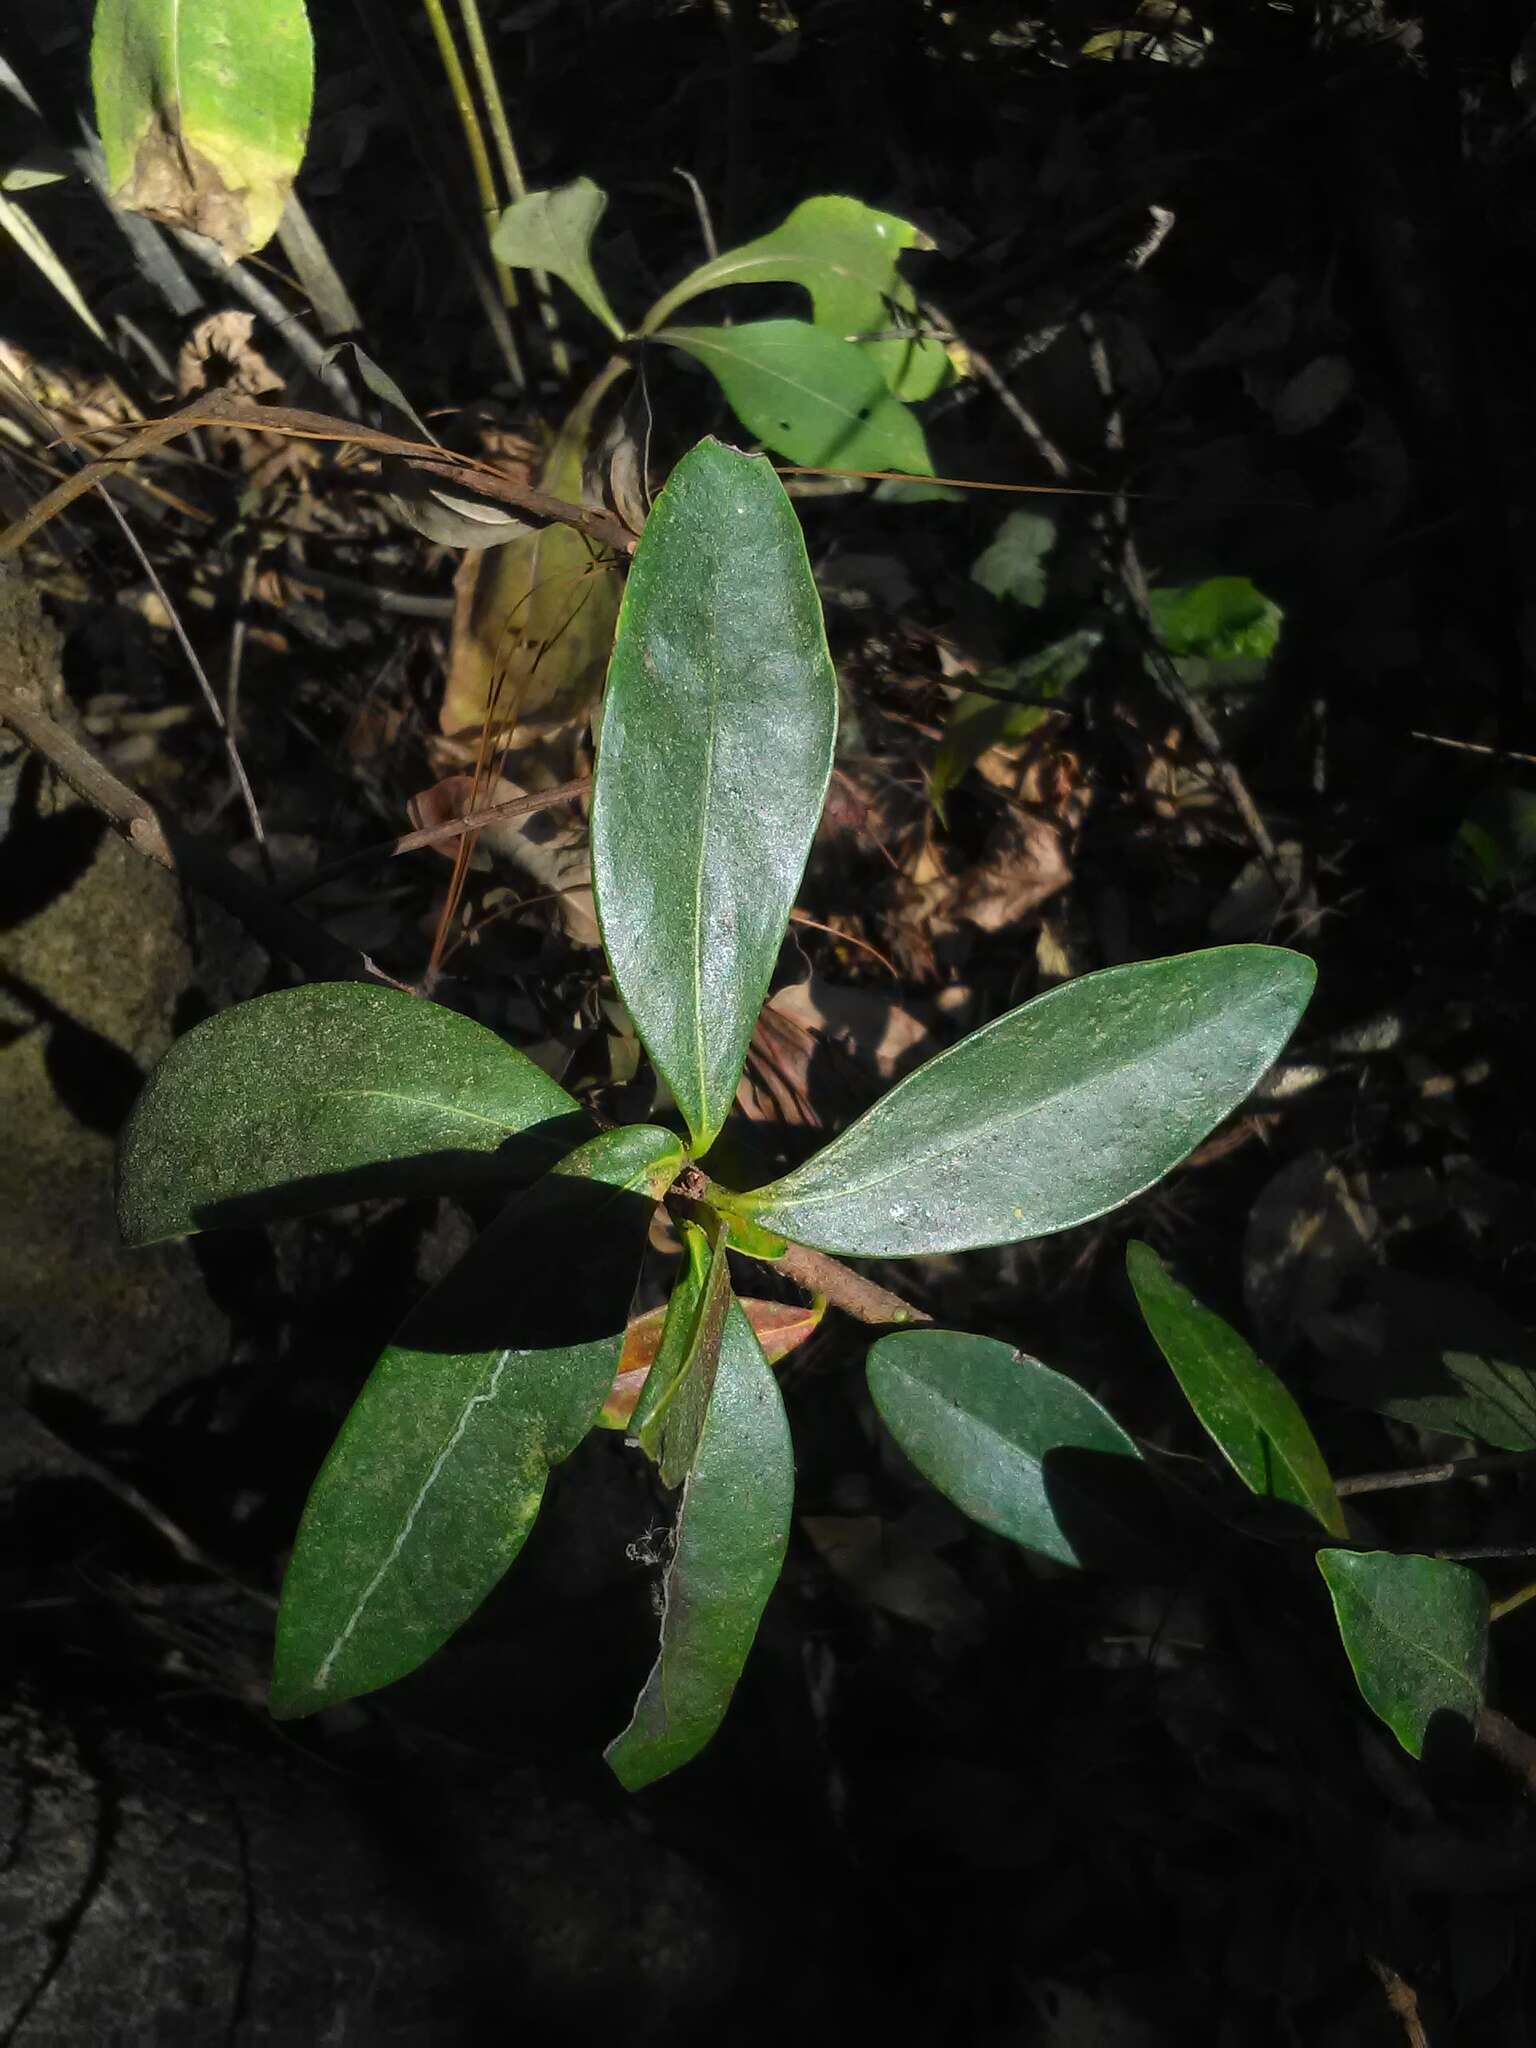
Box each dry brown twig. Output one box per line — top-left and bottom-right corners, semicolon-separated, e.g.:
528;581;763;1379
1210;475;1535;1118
0;389;637;559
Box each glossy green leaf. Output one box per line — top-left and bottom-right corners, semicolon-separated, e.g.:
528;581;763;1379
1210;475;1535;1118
117;983;587;1244
630;1222;712;1454
642;194;949;401
656;322;934;476
929;630;1100;819
490;178;625;338
1148;577;1282;664
724;947;1316;1258
606;1297;793;1789
590;438;837;1152
271;1126;682;1720
1317;1549;1488;1758
657;1226;732;1488
971;510;1057;608
91;0;313;259
867;1329;1142;1565
1126;1242;1345;1535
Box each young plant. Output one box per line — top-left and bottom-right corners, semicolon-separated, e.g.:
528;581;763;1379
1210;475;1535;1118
117;438;1316;1786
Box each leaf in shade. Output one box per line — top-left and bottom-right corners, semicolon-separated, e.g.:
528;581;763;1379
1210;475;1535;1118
590;438;837;1152
491;178;625;338
867;1329;1144;1566
441;363;624;737
270;1126;682;1720
600;1294;822;1430
605;1298;793;1789
929;630;1100;820
656;321;934;475
91;0;313;259
1126;1241;1346;1536
642;195;949;401
1317;1549;1488;1759
721;947;1316;1258
1326;1273;1536;1452
116;983;587;1244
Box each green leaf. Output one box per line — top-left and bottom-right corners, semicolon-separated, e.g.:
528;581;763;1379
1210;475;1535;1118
271;1125;682;1720
723;946;1316;1258
656;321;934;476
867;1329;1142;1565
116;983;587;1244
1329;1275;1536;1453
91;0;314;259
642;194;949;401
1147;577;1283;664
630;1222;712;1454
590;438;837;1152
490;177;626;338
1317;1549;1488;1758
657;1226;733;1488
970;510;1057;608
929;630;1100;819
1456;783;1536;893
1126;1241;1345;1535
606;1297;793;1789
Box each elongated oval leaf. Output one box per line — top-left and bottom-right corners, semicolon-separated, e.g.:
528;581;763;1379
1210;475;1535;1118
271;1125;682;1719
1127;1242;1345;1536
590;438;837;1151
723;946;1316;1257
91;0;313;259
867;1329;1142;1565
1317;1549;1488;1758
117;983;587;1244
643;195;949;400
628;1221;711;1449
606;1297;793;1789
657;322;934;476
491;178;625;338
657;1225;732;1488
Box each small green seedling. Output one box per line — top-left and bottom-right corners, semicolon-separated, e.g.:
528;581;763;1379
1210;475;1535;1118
117;439;1317;1786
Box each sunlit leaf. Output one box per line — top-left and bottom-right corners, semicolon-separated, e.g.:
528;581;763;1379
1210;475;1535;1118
1317;1549;1488;1759
91;0;314;258
591;438;837;1151
970;510;1057;608
491;178;625;338
643;194;949;400
657;1226;732;1488
656;321;934;475
722;947;1316;1258
605;1298;793;1789
117;983;586;1244
1126;1241;1345;1535
867;1328;1143;1566
270;1126;682;1719
1148;576;1282;664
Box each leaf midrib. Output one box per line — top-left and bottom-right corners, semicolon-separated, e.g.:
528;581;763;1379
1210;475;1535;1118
663;328;879;428
1336;1575;1483;1713
755;975;1275;1217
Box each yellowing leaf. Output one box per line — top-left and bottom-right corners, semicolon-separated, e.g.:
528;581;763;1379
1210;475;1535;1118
91;0;314;259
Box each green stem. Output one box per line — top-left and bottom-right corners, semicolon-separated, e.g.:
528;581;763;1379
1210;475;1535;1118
454;0;571;378
419;0;524;372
